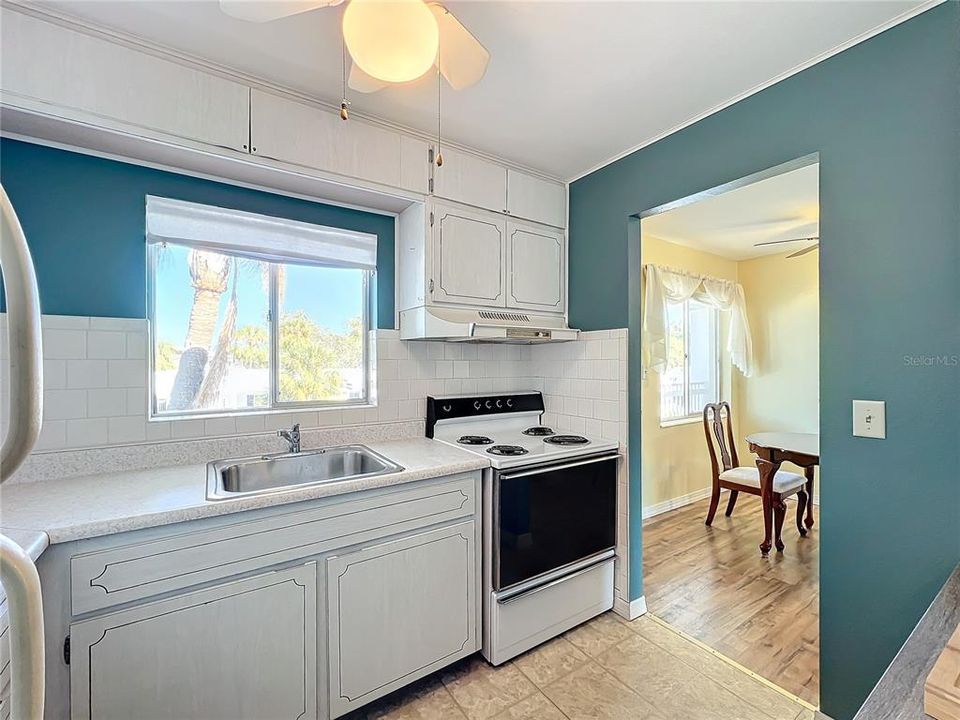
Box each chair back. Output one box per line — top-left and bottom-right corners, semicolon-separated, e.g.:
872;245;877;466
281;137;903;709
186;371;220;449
702;401;740;480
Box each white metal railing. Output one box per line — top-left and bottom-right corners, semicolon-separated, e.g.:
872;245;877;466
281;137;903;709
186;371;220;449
660;381;709;421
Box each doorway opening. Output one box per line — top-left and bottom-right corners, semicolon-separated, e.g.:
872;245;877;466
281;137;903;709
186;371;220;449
638;157;821;706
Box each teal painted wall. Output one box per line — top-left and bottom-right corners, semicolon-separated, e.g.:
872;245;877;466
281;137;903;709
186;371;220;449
0;138;397;328
569;5;960;719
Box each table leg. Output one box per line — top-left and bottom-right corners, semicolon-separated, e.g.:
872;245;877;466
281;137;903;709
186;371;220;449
756;457;780;556
804;466;816;529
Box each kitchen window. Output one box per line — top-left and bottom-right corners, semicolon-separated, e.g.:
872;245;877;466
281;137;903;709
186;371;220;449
659;298;720;425
146;197;376;419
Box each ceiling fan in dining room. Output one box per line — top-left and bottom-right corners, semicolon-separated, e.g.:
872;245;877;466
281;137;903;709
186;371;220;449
753;236;820;258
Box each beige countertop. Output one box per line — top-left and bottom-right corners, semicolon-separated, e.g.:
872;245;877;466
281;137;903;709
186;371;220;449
0;438;489;546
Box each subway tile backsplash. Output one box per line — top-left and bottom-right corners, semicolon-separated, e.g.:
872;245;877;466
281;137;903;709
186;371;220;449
0;314;627;457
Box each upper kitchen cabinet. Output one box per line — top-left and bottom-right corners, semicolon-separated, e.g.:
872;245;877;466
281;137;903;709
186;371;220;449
432;147;508;212
250;89;429;193
507;169;567;228
506;220;565;312
0;9;249;152
431;202;506;308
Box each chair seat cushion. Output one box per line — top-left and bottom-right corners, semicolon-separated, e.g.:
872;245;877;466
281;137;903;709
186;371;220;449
720;466;805;493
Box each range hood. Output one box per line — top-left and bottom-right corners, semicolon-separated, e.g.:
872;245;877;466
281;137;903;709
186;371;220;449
399;306;579;344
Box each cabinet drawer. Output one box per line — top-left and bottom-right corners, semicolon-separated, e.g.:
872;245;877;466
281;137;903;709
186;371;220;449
71;474;476;615
327;521;478;717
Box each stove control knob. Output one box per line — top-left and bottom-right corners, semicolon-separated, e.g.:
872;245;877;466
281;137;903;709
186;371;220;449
495;399;503;408
442;404;452;413
506;398;514;408
473;401;482;411
484;400;493;409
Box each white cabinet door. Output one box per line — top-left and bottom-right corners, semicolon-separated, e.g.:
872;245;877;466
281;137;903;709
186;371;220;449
506;221;566;313
0;9;249;152
432;203;507;308
69;564;318;720
250;89;420;190
507;169;567;228
432;147;507;212
327;522;477;718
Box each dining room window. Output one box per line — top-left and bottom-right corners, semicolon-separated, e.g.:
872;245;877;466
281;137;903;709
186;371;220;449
146;196;376;419
659;298;720;424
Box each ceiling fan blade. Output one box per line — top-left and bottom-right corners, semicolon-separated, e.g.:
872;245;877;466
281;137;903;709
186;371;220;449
348;61;389;93
754;236;819;247
787;243;820;258
219;0;341;23
429;3;490;90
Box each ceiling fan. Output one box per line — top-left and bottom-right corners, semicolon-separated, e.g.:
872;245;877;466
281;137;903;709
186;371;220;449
219;0;490;93
754;236;820;258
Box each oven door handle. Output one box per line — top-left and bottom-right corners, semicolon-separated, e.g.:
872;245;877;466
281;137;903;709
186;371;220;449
497;452;619;480
496;550;616;604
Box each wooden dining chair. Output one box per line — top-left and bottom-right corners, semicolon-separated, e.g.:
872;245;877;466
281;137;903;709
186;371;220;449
702;402;808;550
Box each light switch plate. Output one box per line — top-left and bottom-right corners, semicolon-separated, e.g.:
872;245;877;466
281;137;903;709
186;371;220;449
853;400;886;439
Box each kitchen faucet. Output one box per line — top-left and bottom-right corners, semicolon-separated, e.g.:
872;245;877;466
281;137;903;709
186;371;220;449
278;423;301;453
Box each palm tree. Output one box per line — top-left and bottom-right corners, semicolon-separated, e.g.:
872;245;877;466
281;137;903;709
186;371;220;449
167;249;231;411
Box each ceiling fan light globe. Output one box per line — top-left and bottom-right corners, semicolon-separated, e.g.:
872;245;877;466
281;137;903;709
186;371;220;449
343;0;439;84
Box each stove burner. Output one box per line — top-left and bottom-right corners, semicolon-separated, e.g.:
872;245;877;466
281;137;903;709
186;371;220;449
458;435;493;445
486;445;529;456
544;435;590;446
522;426;555;437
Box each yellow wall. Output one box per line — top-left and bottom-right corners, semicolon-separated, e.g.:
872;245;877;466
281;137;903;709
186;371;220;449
640;234;819;512
639;234;738;511
735;250;820;462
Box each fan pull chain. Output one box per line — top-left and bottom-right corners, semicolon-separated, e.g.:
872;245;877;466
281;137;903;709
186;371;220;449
435;55;443;167
340;36;349;121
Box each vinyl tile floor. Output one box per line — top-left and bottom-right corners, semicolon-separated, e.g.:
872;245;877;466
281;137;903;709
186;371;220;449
344;612;814;720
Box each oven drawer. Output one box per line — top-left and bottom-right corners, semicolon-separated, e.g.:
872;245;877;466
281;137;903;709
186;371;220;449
484;557;614;665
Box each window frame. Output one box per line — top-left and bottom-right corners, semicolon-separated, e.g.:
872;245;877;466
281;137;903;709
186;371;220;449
147;240;372;421
658;298;721;427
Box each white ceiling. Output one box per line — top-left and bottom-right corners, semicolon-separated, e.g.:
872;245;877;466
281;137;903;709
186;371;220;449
642;163;819;261
33;0;927;180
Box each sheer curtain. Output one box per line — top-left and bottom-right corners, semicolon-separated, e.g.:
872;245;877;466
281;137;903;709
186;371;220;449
642;264;754;377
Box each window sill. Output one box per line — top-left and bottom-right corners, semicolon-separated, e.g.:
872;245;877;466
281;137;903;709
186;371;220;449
659;416;702;429
149;403;375;423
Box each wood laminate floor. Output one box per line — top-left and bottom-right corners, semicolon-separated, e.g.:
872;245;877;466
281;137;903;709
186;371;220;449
345;612;812;719
643;494;820;706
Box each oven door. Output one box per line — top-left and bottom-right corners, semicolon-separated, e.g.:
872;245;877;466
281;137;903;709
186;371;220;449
493;453;618;593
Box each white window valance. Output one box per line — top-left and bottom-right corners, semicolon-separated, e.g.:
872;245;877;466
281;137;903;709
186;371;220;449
642;264;754;377
146;196;378;271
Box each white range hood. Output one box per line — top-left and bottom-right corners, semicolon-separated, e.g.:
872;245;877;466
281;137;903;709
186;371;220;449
399;306;579;344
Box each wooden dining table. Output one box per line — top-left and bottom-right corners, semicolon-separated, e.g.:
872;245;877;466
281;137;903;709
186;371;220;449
745;432;819;556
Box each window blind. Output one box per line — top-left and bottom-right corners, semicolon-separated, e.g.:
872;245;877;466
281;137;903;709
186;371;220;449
146;196;378;270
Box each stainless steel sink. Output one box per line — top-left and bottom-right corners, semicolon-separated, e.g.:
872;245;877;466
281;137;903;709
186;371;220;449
206;444;404;500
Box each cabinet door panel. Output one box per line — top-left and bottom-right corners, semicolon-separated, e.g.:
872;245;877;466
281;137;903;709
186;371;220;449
433;204;506;307
70;564;318;720
327;522;477;717
432;148;507;212
507;222;565;312
251;89;405;188
1;9;249;151
507;169;567;228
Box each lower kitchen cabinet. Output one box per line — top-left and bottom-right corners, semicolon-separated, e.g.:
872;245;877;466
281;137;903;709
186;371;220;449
326;521;478;718
69;564;318;720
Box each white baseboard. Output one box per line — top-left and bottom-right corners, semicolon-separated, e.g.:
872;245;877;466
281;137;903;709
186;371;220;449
642;487;820;521
642;487;712;520
613;595;647;620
